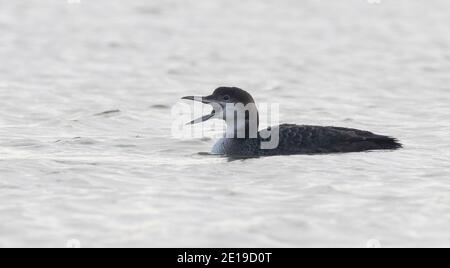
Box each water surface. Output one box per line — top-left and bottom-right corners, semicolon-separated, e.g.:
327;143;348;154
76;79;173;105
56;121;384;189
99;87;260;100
0;0;449;247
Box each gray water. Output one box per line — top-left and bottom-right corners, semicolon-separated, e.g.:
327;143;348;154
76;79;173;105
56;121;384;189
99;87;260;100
1;0;450;247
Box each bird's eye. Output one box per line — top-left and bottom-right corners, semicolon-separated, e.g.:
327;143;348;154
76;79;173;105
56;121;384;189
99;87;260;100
223;95;230;101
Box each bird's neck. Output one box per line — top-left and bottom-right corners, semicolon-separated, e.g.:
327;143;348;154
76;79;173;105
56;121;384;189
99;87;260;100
224;112;259;139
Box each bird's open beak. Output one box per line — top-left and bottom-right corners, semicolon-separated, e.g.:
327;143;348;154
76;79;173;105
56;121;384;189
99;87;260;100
185;111;216;125
182;95;217;125
181;96;212;104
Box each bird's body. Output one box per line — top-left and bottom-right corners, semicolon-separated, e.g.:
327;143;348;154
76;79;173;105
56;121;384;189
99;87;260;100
182;87;402;157
212;124;401;156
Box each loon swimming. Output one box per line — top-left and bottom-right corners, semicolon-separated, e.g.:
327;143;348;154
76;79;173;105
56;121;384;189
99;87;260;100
182;87;402;157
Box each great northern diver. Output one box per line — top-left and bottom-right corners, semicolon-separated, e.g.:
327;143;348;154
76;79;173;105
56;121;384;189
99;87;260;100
182;87;402;157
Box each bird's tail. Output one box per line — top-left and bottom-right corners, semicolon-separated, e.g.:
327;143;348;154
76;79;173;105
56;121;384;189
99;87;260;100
367;136;403;150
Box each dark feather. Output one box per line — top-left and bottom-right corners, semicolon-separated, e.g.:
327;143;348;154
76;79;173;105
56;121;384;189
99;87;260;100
216;124;402;156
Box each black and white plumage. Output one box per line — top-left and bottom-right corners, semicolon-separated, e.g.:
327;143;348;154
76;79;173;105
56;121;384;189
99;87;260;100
182;87;402;157
211;124;401;156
